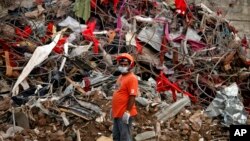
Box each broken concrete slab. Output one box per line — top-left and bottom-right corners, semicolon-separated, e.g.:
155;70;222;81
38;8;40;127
189;111;203;132
135;97;152;106
155;96;191;122
0;0;249;140
135;131;156;141
14;112;30;129
96;135;113;141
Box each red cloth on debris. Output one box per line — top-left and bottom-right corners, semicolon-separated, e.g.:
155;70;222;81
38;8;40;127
164;23;171;42
102;0;109;5
0;39;17;49
15;26;32;39
35;0;44;5
91;0;119;12
175;0;187;15
156;71;197;102
40;22;55;43
90;0;97;8
46;22;54;37
0;39;17;67
82;20;99;54
172;35;206;51
188;40;206;51
114;0;119;12
135;38;143;54
241;35;249;48
160;36;168;65
91;0;109;8
83;77;91;92
0;39;10;50
53;37;68;54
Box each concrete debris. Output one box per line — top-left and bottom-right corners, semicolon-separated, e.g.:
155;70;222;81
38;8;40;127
155;96;191;122
0;126;24;139
135;97;152;106
14;112;30;129
0;0;249;140
189;131;200;141
96;136;113;141
0;97;11;111
189;111;203;132
135;131;156;141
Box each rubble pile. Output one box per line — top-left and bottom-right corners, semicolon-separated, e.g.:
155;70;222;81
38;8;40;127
157;108;228;141
0;0;250;140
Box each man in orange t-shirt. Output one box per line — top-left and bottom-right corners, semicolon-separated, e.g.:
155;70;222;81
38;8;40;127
112;53;138;141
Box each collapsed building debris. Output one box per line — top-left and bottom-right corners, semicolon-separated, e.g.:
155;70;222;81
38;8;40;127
0;0;250;140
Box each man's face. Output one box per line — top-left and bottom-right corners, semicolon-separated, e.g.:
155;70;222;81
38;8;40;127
119;61;130;67
118;60;130;74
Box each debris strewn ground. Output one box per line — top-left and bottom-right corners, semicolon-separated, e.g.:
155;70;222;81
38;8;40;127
0;0;250;140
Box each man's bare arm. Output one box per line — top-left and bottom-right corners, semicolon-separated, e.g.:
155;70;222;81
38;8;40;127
127;95;136;112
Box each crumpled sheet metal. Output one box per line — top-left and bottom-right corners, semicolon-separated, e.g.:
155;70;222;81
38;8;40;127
137;25;164;52
205;83;248;126
57;94;102;120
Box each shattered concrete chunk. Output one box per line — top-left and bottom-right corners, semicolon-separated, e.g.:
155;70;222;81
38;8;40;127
135;131;156;141
96;135;113;141
135;97;152;106
189;131;199;141
14;112;30;129
155;96;191;122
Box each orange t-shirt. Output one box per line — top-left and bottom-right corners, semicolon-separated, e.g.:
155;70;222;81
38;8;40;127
112;72;138;118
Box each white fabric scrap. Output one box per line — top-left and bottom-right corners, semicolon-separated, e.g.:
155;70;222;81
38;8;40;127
125;32;136;46
20;80;30;90
58;16;86;33
12;33;62;96
59;41;69;71
69;42;92;57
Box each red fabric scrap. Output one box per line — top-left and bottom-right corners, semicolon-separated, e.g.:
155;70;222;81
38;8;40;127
46;22;54;36
83;77;91;92
187;40;206;51
0;39;10;50
156;71;197;102
35;0;44;4
175;0;187;15
0;39;17;49
0;39;17;67
216;9;223;16
40;22;55;43
241;35;249;48
160;35;168;65
135;38;143;54
172;35;207;51
15;26;32;39
91;0;115;9
82;20;99;54
117;16;122;30
114;0;119;12
90;0;97;9
164;23;171;42
102;0;109;5
53;37;68;54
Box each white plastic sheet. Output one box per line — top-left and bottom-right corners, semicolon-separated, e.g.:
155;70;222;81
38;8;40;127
12;33;62;96
58;16;86;33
